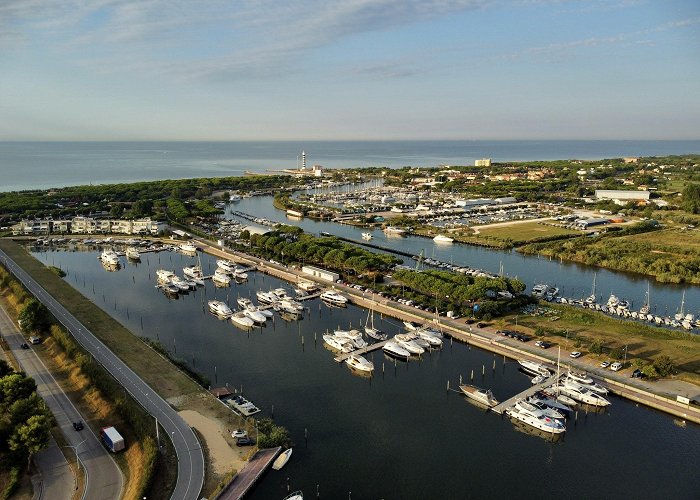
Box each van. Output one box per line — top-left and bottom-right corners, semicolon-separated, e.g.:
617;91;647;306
29;336;42;345
610;362;623;372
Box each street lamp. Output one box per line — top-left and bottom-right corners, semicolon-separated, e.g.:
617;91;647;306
62;439;86;474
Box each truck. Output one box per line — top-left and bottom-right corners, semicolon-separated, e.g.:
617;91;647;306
101;426;125;452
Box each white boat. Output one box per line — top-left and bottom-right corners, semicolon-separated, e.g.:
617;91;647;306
607;293;620;308
212;271;231;286
171;276;194;291
560;380;611;406
361;232;373;240
320;290;348;305
183;265;203;279
518;359;552;377
506;404;566;434
272;448;292;470
394;334;424;355
459;384;499;407
346;354;374;373
229;193;241;202
585;273;597;305
383;226;406;234
382;341;410;359
414;329;443;347
364;307;387;340
161;283;179;295
515;399;565;421
433;234;454;243
296;280;319;293
208;300;232;317
232;268;248;281
566;369;593;385
156;269;176;282
231;312;255;329
531;284;548;298
100;249;120;266
179;242;197;254
278;297;304;312
217;259;235;274
403;321;420;331
334;329;367;349
323;334;354;353
565;373;609;395
256;290;277;304
125;247;140;260
243;308;267;324
283;491;303;500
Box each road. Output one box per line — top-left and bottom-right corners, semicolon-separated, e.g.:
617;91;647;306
0;301;122;500
0;248;205;500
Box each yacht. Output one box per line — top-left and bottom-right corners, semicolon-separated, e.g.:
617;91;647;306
179;242;197;254
393;334;425;355
565;373;609;395
125;247;141;260
320;290;348;305
243;308;267;324
585;273;597;305
560;381;611;406
183;264;203;280
515;399;565;422
361;232;373;240
529;393;573;416
334;329;367;349
171;275;194;291
156;269;176;282
217;259;235;274
505;404;566;434
518;359;552;378
296;280;319;294
414;329;443;347
403;321;420;331
208;300;232;317
323;334;354;353
566;369;593;385
459;384;499;407
531;284;548;298
256;290;278;304
607;293;620;308
238;298;274;319
383;226;406;234
277;297;304;312
232;268;248;281
346;354;374;373
229;193;241;202
433;234;454;243
212;271;231;286
231;312;255;329
100;249;120;266
382;341;410;359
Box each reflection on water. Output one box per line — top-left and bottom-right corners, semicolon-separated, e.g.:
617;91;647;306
30;247;700;500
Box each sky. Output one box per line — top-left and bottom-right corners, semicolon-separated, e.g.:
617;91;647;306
0;0;698;141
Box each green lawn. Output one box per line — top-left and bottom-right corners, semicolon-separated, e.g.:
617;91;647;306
477;221;578;243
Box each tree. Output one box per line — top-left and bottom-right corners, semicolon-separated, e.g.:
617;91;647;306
0;373;37;410
0;359;12;378
18;299;51;334
653;355;675;377
9;414;52;468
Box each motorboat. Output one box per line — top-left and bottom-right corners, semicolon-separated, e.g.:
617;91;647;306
217;259;235;274
256;290;278;304
156;269;176;282
229;193;241;202
125;246;140;260
414;329;443;347
346;354;374;373
296;280;319;294
277;297;304;312
179;242;197;254
283;491;303;500
459;384;499;407
232;268;248;281
516;399;565;421
272;448;292;470
183;264;203;279
382;341;410;359
334;329;367;349
531;284;548;298
100;249;120;266
231;312;255;329
212;271;231;286
564;374;609;395
607;293;620;308
243;308;267;324
323;334;354;353
505;404;566;434
518;359;552;378
403;321;420;331
279;310;303;322
560;381;611;406
237;297;273;318
393;334;424;355
383;226;406;234
531;374;547;385
566;369;593;385
433;234;454;243
161;283;179;296
208;300;232;317
361;232;373;240
320;290;348;305
171;276;194;291
530;393;573;416
272;288;291;300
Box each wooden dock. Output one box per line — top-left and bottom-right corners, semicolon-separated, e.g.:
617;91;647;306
491;376;556;415
215;446;282;500
333;340;389;363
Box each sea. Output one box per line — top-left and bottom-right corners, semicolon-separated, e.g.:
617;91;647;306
1;140;700;192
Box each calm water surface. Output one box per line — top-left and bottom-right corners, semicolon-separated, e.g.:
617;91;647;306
32;247;700;499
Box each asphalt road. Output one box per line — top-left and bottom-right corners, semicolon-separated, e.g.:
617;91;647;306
1;249;204;500
0;302;122;500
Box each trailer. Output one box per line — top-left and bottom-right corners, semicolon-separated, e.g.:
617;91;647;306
101;426;125;452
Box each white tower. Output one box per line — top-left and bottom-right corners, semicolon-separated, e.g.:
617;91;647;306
302;150;307;170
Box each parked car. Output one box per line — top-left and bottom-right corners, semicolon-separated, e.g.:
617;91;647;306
610;362;623;371
20;343;29;350
476;322;487;328
600;361;610;368
535;341;551;349
231;429;247;439
236;437;256;447
631;368;644;378
73;421;84;431
569;351;582;358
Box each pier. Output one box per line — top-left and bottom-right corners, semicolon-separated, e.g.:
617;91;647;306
491;376;556;415
333;339;389;363
215;446;282;500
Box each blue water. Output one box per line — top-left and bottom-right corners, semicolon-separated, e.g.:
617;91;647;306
1;140;699;192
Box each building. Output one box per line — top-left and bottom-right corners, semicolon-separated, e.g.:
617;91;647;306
243;225;271;236
623;157;639;164
301;265;339;282
595;190;650;202
11;217;163;235
475;158;492;167
575;218;610;229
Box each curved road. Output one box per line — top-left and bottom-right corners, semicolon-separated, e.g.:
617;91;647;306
0;302;122;500
1;249;204;500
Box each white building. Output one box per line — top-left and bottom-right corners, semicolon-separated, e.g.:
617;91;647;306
595;190;650;203
302;265;339;282
11;217;163;235
475;158;492;167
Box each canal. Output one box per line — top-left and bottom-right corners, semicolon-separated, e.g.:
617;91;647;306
32;246;700;499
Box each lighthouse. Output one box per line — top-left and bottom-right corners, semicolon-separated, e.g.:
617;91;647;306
301;150;307;170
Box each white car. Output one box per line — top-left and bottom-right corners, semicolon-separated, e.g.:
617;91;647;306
231;429;247;439
600;361;610;368
610;362;623;371
569;351;582;359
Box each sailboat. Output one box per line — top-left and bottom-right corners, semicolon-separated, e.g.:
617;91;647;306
585;273;597;305
674;291;686;322
364;305;387;340
639;282;651;316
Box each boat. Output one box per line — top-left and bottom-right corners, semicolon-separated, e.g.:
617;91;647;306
530;393;573;416
364;306;387;340
243;308;267;324
393;334;424;355
639;282;651;315
232;268;249;281
171;275;194;291
518;359;552;378
156;269;176;282
161;283;179;296
414;329;443;347
566;369;593;385
403;321;420;331
256;290;278;304
607;293;620;308
296;280;319;294
277;297;304;312
183;264;203;280
323;334;354;353
433;234;454;243
231;312;255;329
516;398;565;421
674;290;687;322
334;329;367;349
272;448;293;470
382;341;410;359
212;271;231;286
560;380;611;406
217;259;235;274
383;226;406;234
585;273;597;305
208;300;232;317
237;297;274;318
361;232;373;240
531;374;547;385
100;249;120;266
179;242;197;254
459;384;499;407
125;246;141;260
320;290;348;305
229;193;241;202
565;373;609;395
505;403;566;434
346;354;374;373
531;284;548;298
283;491;303;500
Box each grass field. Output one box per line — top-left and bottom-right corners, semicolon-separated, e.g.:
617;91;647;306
626;227;700;252
476;220;578;243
